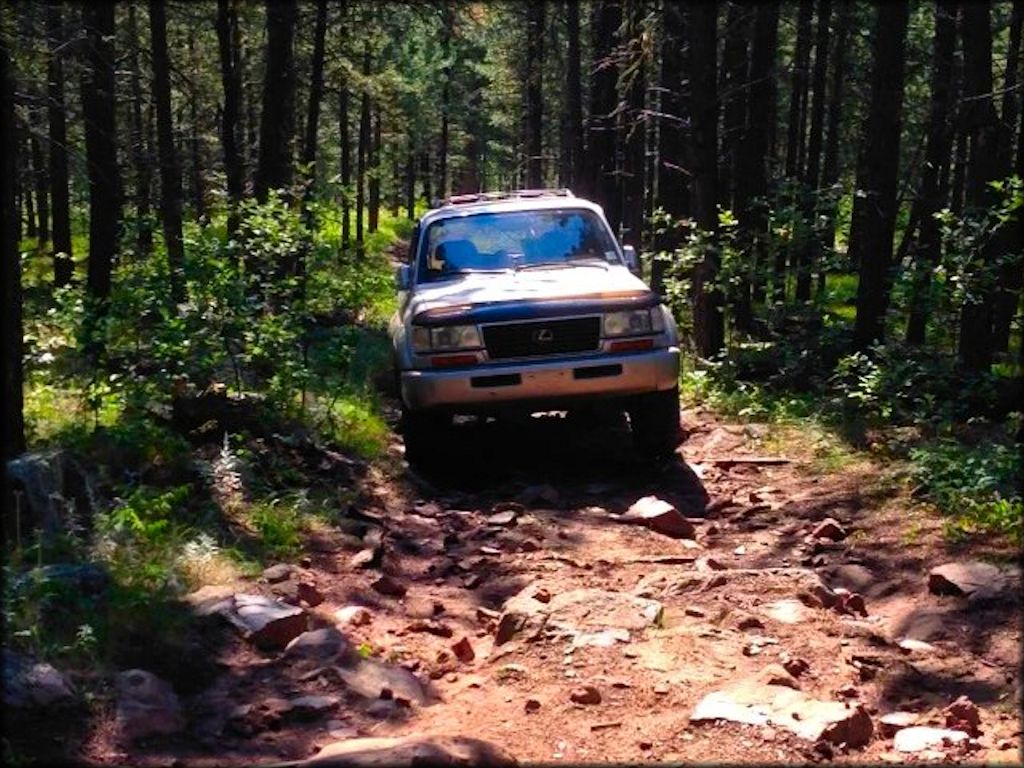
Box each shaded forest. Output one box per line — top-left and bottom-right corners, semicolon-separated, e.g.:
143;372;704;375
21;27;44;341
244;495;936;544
0;1;1022;762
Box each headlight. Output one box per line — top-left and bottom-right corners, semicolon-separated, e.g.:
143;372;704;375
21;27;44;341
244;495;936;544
602;309;662;337
411;324;482;352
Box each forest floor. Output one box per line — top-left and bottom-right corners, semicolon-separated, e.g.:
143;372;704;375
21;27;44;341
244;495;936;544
19;395;1020;766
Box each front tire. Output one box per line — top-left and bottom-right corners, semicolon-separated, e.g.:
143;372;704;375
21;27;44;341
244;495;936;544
401;408;450;469
629;387;682;459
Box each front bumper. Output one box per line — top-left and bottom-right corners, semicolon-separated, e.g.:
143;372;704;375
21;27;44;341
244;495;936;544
400;347;680;413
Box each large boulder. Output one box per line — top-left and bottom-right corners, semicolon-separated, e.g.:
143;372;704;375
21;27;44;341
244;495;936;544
927;562;1019;604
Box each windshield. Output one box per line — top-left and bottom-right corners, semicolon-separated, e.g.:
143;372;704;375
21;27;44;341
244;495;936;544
417;208;621;283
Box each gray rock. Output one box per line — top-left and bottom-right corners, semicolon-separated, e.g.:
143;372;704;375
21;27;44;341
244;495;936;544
892;726;969;753
284;628;349;662
301;735;517;767
218;593;308;648
690;679;873;748
288;695;340;719
928;561;1018;603
334;657;428;705
7;450;94;533
619;496;696;539
115;669;184;741
263;563;295;583
3;653;76;709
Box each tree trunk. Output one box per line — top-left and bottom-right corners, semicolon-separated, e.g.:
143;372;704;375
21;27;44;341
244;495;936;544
47;0;73;285
566;0;584;188
185;30;206;222
31;131;49;246
818;0;849;287
720;3;751;214
850;0;910;350
587;1;622;230
438;1;454;199
785;0;814;180
958;0;1004;371
795;0;831;301
128;3;153;257
301;0;327;180
421;150;432;205
620;2;645;248
525;0;545;188
356;43;369;252
1;20;26;492
369;105;380;233
81;0;120;310
653;0;688;293
689;1;724;358
254;0;297;201
992;0;1023;352
905;0;957;345
339;85;351;250
150;0;186;304
216;0;244;233
22;136;36;240
406;140;415;219
734;0;780;326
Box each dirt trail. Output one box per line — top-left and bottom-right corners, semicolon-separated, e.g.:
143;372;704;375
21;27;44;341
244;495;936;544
76;406;1021;765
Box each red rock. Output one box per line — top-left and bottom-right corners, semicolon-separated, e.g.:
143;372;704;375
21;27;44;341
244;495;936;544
620;496;696;539
524;698;541;713
297;581;324;607
451;637;475;663
372;575;407;598
811;518;847;541
697;557;729;572
406;620;454;638
533;588;552;604
570;685;602;705
737;616;765;632
335;605;372;626
349;548;378;570
838;684;859;699
843;593;867;616
943;696;980;736
782;655;810;678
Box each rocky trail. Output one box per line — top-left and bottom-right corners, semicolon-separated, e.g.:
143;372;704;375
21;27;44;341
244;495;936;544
11;406;1021;766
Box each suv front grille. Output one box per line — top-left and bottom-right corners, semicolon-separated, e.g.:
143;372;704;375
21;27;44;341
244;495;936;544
482;317;600;360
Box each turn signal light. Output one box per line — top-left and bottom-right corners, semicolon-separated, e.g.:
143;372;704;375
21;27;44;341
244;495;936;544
608;338;654;352
430;353;478;367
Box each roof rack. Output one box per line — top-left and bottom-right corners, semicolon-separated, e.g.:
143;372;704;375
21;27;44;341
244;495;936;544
431;188;575;208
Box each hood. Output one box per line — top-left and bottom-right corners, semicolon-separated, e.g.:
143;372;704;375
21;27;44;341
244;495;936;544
409;265;658;326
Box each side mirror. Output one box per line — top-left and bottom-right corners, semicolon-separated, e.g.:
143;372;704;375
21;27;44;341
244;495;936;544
622;244;640;275
395;264;411;291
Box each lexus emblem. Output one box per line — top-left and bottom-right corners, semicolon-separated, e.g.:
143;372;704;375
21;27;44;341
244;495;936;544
534;328;555;343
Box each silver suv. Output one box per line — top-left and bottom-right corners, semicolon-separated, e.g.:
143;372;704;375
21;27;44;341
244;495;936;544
390;189;681;464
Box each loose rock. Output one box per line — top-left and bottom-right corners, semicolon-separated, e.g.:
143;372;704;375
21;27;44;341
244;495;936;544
335;605;372;626
219;593;308;649
878;711;918;737
371;575;407;598
301;735;518;766
943;695;981;736
3;653;76;709
892;726;969;753
811;518;847;542
570;685;602;705
115;669;184;742
263;563;294;583
284;627;348;662
451;637;475;663
619;496;696;539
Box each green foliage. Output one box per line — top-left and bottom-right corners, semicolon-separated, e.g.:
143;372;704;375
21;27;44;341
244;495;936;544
247;500;303;560
909;440;1022;543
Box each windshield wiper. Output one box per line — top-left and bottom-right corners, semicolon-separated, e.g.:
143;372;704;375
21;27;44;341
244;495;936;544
517;258;609;271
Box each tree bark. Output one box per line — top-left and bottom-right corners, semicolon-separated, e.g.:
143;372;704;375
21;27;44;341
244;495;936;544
850;0;910;350
339;84;351;250
406;139;415;219
356;43;370;252
689;1;724;358
187;30;206;222
565;0;584;188
818;0;849;283
301;0;328;179
1;18;25;475
31;130;49;246
22;135;36;240
738;1;779;311
525;0;545;188
905;0;957;345
81;0;121;310
47;0;73;285
587;0;622;230
438;1;454;199
216;0;244;233
620;2;645;248
369;105;380;233
795;0;831;301
992;0;1023;352
149;0;186;304
958;0;1004;371
254;0;297;201
720;3;751;214
785;0;814;180
128;3;153;257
